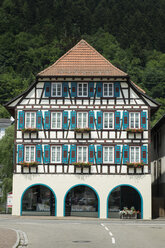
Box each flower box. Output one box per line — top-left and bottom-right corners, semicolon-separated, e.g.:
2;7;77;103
74;128;91;133
19;162;39;167
126;128;144;133
21;128;39;133
127;162;144;168
119;207;140;219
72;162;92;167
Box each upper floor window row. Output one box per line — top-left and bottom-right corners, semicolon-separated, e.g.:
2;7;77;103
44;82;120;98
17;144;148;165
18;110;147;130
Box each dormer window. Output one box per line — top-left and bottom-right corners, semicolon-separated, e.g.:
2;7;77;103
52;83;62;97
78;83;88;97
103;83;113;97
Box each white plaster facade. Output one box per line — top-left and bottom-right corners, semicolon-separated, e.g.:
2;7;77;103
12;174;152;219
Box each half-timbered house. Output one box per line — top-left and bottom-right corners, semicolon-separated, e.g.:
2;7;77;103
5;40;159;219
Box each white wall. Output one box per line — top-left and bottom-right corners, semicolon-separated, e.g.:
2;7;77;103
12;174;152;219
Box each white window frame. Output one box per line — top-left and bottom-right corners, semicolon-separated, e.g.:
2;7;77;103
130;146;140;163
25;112;36;128
103;146;114;163
103;112;114;129
51;83;62;97
77;146;88;162
25;146;35;162
77;83;88;97
51;112;62;129
77;112;88;128
129;112;140;129
51;146;61;163
103;83;113;97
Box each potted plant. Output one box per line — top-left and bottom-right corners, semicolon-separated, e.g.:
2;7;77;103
72;162;92;167
19;161;39;167
74;127;91;133
21;128;39;133
126;128;144;133
127;162;144;168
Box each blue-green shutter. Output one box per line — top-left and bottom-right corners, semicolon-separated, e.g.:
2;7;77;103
17;145;24;163
115;111;121;130
18;111;24;129
96;82;103;97
114;82;120;97
36;145;42;163
44;82;51;97
62;111;68;130
44;145;50;164
96;111;103;130
70;111;76;129
96;145;103;164
71;82;77;97
36;111;42;129
88;82;94;97
115;145;121;164
123;111;129;130
89;145;95;164
123;145;129;164
62;82;68;97
141;145;147;163
89;111;95;129
141;111;147;130
70;145;76;163
62;145;68;164
44;111;50;129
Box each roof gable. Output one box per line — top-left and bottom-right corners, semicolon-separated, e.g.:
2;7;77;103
38;39;127;77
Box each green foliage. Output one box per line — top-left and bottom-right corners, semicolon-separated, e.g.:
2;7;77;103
0;125;14;202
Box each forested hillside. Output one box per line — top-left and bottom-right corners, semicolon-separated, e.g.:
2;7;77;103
0;0;164;124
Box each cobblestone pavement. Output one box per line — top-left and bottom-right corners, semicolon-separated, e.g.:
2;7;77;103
0;227;17;248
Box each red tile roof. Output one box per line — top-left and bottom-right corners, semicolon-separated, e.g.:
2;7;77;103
38;39;127;77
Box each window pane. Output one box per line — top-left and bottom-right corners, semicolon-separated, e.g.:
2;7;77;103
77;113;82;128
57;147;61;162
83;147;87;162
26;113;30;128
135;113;139;128
78;147;82;162
104;84;108;96
130;147;134;162
78;84;82;96
57;84;61;96
83;113;87;128
104;147;108;162
130;113;134;128
31;147;35;161
52;147;55;162
109;147;113;162
109;113;113;128
25;147;29;162
57;113;61;128
108;84;113;96
52;113;56;128
104;113;108;128
83;84;88;96
135;147;140;162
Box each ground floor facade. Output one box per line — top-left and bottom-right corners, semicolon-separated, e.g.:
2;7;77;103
12;174;152;219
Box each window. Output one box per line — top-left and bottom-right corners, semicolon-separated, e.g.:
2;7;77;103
78;83;88;97
104;112;114;129
52;83;62;97
25;146;35;162
77;146;88;162
130;147;140;163
103;147;114;163
77;112;88;128
51;112;62;129
0;128;5;139
25;112;36;128
103;83;113;97
51;146;61;163
130;112;140;129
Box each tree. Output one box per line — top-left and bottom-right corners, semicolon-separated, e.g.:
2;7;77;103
0;125;14;203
